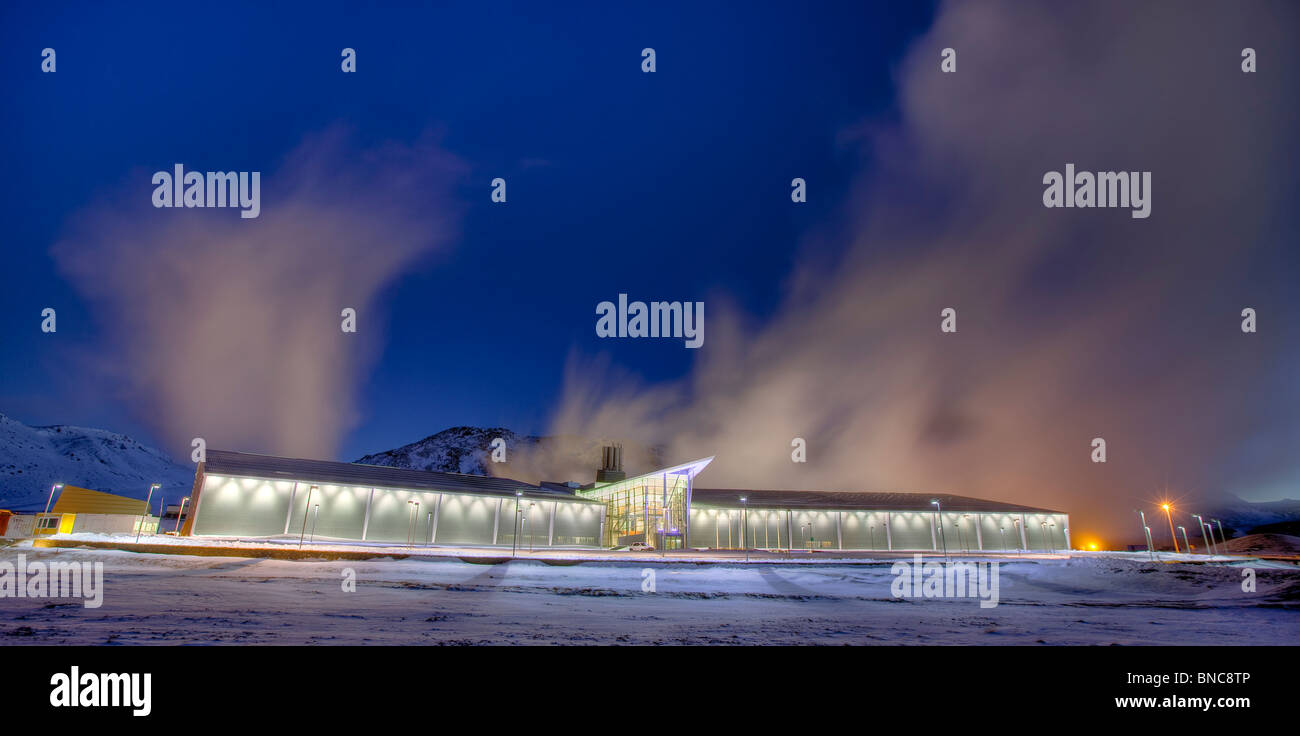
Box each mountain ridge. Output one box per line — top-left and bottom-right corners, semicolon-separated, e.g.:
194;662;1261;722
0;413;194;510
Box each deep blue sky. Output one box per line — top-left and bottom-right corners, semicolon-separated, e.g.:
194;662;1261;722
0;1;936;460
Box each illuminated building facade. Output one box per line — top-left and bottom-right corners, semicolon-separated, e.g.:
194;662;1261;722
688;489;1070;552
183;449;1068;552
183;451;606;548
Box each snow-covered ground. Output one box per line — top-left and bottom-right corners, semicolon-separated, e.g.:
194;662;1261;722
1;541;1295;645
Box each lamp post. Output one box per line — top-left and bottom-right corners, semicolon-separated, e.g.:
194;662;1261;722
43;482;65;515
406;500;419;548
310;504;320;543
1200;520;1218;555
1012;518;1022;553
930;500;948;560
1161;503;1180;553
298;485;318;548
999;526;1007;552
512;490;523;557
1136;510;1156;561
1213;519;1226;549
175;497;190;535
740;497;748;562
660;507;669;558
528;502;537;553
1192;513;1212;555
1178;526;1190;553
42;483;64;532
136;483;161;543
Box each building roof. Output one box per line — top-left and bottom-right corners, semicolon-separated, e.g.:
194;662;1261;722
51;485;149;515
201;450;590;501
577;456;716;501
691;488;1065;514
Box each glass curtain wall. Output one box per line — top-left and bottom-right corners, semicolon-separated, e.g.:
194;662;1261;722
578;471;689;548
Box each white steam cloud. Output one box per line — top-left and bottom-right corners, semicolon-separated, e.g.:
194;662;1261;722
529;0;1300;542
53;128;464;459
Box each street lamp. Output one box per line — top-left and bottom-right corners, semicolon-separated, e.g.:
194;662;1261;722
43;482;64;518
1192;513;1212;555
310;503;320;543
1213;519;1226;549
930;500;948;560
1136;510;1156;561
298;485;318;548
528;502;537;553
512;490;523;557
43;482;65;515
1177;525;1190;553
137;483;161;543
406;499;420;548
175;496;190;535
740;497;748;562
1161;503;1180;553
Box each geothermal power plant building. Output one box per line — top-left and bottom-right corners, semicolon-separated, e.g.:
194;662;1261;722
182;449;1070;552
184;451;606;548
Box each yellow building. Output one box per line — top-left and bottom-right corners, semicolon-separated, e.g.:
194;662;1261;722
28;486;158;536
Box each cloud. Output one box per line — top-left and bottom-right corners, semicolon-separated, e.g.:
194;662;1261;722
52;127;465;459
533;0;1300;542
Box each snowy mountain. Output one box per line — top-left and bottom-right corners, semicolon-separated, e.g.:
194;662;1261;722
0;413;194;511
356;426;665;485
356;426;542;476
1201;495;1300;537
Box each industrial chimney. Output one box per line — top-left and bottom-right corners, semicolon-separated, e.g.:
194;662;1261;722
596;444;626;483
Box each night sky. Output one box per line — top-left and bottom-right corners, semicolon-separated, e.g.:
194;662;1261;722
2;1;1298;541
1;0;932;456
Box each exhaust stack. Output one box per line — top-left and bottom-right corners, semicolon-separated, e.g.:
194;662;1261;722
596;444;626;483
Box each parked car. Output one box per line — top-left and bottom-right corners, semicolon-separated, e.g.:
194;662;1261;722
629;542;655;551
